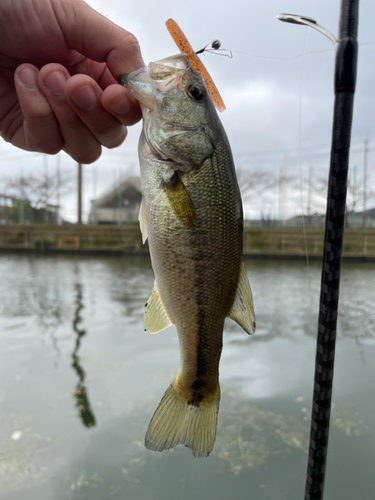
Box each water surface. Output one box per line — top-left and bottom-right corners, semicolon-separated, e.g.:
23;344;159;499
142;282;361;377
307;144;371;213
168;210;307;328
0;254;374;500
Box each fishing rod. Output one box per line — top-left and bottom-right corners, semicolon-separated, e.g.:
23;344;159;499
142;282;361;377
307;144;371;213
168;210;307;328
278;1;359;499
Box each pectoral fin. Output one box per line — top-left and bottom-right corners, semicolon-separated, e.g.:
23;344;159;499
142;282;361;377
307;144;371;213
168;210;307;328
138;194;148;244
144;281;173;334
228;262;256;335
163;176;195;229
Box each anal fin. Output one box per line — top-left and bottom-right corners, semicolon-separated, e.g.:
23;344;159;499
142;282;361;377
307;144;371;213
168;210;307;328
144;281;173;334
228;261;256;335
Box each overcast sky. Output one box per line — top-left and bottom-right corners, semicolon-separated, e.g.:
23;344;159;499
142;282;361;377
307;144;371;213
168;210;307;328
1;0;374;221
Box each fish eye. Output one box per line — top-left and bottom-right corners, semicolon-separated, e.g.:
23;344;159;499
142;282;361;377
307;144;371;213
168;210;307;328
187;84;205;101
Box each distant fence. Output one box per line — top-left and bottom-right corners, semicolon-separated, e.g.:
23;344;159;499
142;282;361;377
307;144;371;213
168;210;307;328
243;228;375;257
0;223;145;252
0;224;374;257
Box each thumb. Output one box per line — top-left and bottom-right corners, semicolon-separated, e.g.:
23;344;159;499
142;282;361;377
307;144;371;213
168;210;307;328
55;0;145;77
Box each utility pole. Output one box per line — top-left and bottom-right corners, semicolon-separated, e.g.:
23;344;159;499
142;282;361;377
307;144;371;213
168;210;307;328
56;153;61;224
307;166;313;226
43;155;49;223
117;166;123;225
362;137;368;228
19;168;24;224
350;165;357;228
281;154;288;226
91;166;97;225
77;163;82;224
278;166;282;227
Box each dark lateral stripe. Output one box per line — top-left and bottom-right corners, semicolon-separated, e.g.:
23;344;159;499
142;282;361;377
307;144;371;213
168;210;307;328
189;244;209;406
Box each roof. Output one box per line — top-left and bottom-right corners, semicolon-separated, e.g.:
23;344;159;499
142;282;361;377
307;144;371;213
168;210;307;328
96;176;142;208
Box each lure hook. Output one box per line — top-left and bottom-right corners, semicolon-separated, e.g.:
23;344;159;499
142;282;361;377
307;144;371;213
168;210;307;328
196;40;233;58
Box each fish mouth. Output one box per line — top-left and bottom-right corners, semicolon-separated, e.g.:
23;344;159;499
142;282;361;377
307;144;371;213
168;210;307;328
119;68;154;109
119;55;191;110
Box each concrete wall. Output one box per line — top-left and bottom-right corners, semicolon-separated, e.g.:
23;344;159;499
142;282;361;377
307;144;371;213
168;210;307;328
0;224;374;257
0;223;145;252
243;228;375;256
90;207;140;224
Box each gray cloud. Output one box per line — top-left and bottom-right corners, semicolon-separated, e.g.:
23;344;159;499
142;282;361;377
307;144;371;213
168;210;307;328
1;0;374;221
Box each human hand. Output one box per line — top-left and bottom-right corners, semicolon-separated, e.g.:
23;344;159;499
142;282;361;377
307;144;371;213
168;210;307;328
0;0;144;163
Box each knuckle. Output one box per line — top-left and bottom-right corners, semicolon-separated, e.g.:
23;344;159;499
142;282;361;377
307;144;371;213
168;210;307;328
121;32;143;64
104;127;127;149
0;118;23;144
26;133;63;154
24;109;62;150
71;144;102;164
63;108;83;127
24;114;63;153
41;142;63;155
124;32;141;55
94;120;115;139
28;102;55;122
91;119;126;148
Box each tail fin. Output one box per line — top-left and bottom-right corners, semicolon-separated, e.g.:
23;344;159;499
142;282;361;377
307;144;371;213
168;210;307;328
145;379;220;457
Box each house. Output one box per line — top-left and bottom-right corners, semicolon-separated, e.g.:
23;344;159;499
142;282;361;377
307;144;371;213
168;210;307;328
0;193;15;224
0;193;61;224
286;213;326;228
89;176;142;224
287;208;375;229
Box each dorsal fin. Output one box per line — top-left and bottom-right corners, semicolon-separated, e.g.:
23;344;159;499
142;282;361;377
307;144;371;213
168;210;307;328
228;262;256;335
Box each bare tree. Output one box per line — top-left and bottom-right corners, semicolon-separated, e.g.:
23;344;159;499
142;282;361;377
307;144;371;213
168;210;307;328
5;170;71;209
236;167;280;203
2;169;72;223
345;170;375;227
306;175;328;222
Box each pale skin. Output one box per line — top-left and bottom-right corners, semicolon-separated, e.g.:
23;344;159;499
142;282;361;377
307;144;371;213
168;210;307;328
0;0;145;163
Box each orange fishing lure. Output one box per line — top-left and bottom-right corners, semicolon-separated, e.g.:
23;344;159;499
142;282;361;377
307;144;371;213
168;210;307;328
165;18;226;112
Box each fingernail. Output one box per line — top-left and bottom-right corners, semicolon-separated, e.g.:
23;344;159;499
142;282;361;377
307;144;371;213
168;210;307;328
71;85;97;111
106;95;130;115
44;71;68;96
19;68;38;89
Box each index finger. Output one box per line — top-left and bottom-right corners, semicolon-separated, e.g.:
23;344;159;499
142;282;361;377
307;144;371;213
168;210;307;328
56;0;145;77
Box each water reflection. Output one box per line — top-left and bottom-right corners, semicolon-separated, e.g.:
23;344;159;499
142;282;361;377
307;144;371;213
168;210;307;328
103;256;153;322
64;385;370;500
0;256;374;500
72;281;96;428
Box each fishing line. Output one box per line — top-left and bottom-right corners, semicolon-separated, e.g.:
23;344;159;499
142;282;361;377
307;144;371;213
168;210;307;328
194;11;361;497
281;18;315;500
197;6;319;499
196;40;334;60
281;2;317;498
197;42;373;61
298;20;314;310
276;3;359;500
226;48;333;60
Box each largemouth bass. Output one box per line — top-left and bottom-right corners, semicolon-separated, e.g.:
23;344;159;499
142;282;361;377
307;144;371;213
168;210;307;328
120;54;255;457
